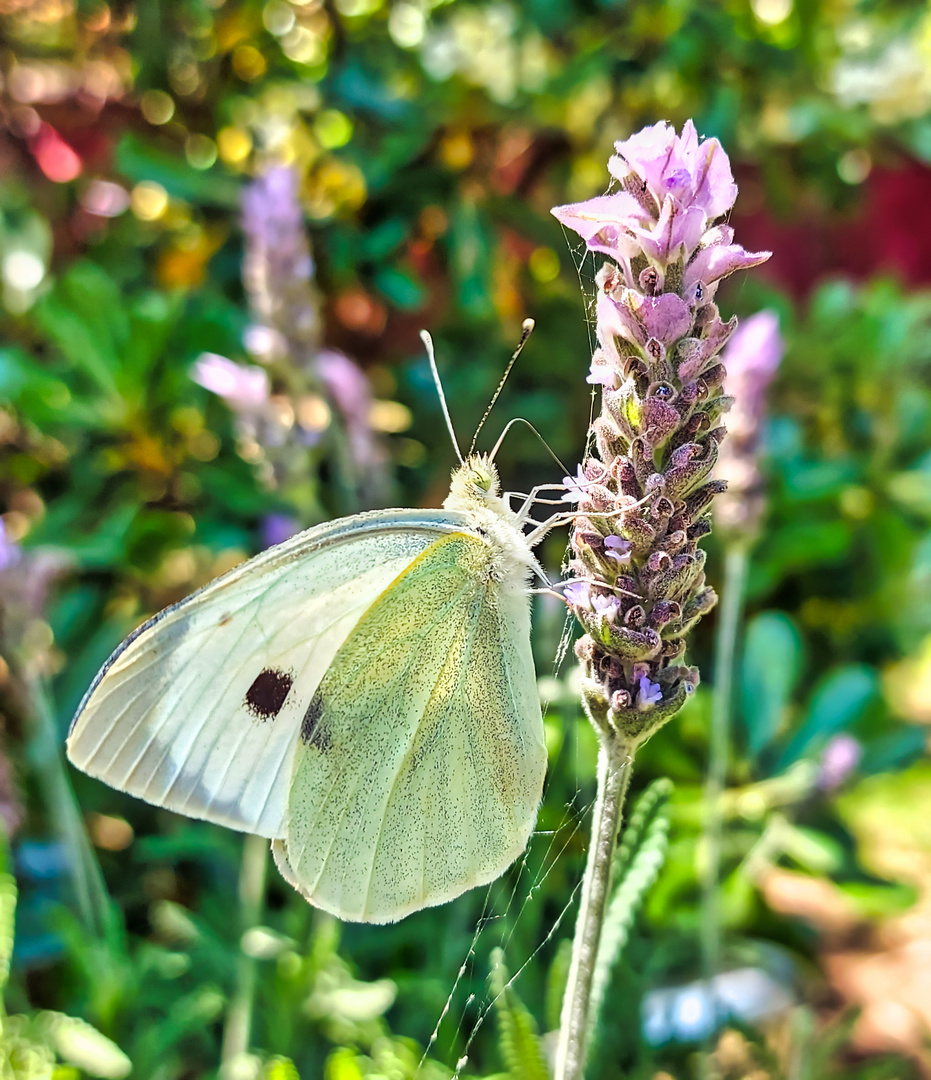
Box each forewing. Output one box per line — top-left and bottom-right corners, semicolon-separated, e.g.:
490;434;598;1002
67;509;470;838
274;532;547;923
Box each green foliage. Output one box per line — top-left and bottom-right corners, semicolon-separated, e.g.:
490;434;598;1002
1;2;930;1078
487;948;548;1080
1;840;130;1080
741;611;803;758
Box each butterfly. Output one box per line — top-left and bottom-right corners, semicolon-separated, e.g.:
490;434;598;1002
67;330;568;923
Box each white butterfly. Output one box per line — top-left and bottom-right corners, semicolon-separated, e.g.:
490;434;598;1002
67;332;566;924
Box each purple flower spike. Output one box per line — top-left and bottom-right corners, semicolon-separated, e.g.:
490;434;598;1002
715;309;783;539
722;310;782;396
564;580;592;610
637;674;663;709
555;119;770;747
603;536;632;564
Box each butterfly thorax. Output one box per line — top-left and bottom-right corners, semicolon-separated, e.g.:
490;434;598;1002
443;454;538;587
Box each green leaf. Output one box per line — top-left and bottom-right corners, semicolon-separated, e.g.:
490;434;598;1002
741;611;803;757
488;947;549;1080
887;467;931;519
373;266;427;311
115;133;241;208
775;665;879;771
0;856;16;998
32;262;132;401
449;198;494;320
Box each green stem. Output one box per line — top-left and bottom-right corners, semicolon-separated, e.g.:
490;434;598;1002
1;828;17;1015
27;677;112;939
554;734;634;1080
700;542;750;994
220;832;268;1076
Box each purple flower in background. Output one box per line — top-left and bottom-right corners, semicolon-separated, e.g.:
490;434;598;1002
603;535;632;564
637;675;663;709
818;734;862;791
0;520;21;571
243;324;288;363
261;514;300;549
192;353;270;414
317;349;382;469
715;310;784;539
241;166;319;352
241;166;313;282
722;310;783;419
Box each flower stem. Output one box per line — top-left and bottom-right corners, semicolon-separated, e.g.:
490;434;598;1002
28;676;112;939
701;541;750;992
555;734;634;1080
220;832;268;1076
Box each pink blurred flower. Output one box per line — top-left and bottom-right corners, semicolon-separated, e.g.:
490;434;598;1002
722;309;783;421
819;734;862;791
317;349;381;468
192;353;270;414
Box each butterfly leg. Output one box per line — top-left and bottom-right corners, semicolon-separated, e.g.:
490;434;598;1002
523;497;654;548
509;483;573;523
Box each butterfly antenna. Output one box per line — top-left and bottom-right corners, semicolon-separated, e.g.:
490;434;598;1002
490;416;571;476
468;318;535;456
421;330;464;465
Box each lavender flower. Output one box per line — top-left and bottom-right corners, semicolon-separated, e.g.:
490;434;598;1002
235;165;386;506
317;348;382;470
818;734;862;791
0;520;21;572
637;674;663;709
552;122;770;742
260;514;300;549
564;580;592;609
714;310;783;540
561;466;591;503
192;353;270;415
603;535;632;564
241;166;318;352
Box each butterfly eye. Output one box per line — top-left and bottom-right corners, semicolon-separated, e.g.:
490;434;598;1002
470;467;492;492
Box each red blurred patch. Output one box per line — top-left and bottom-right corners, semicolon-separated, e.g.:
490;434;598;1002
733;157;931;295
28;122;82;182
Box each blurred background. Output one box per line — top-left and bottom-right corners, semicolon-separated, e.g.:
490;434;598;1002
1;1;931;1078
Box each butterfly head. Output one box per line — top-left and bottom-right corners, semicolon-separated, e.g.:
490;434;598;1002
445;454;502;511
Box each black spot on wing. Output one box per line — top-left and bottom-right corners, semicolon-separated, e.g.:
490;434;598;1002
300;692;330;750
245;668;293;720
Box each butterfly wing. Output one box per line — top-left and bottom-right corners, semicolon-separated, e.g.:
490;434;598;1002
271;531;547;923
66;509;473;838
